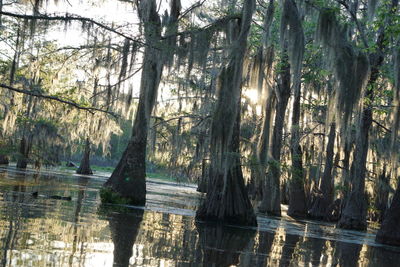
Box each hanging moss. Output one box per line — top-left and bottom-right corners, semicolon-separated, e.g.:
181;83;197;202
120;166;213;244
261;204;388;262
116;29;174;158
316;9;370;133
281;0;304;93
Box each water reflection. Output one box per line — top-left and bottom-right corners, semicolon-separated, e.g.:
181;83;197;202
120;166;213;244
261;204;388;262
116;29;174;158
104;207;144;267
1;166;400;266
196;223;255;267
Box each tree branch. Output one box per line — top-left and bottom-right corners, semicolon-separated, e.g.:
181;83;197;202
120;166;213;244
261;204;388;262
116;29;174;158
0;83;118;118
178;0;206;22
0;11;149;48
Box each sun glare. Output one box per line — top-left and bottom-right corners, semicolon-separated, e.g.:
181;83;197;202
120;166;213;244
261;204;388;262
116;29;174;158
243;88;259;104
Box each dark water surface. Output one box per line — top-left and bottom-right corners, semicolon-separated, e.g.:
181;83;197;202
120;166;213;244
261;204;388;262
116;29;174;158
1;166;400;267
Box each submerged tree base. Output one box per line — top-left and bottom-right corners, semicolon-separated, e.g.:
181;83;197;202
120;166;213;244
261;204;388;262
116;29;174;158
196;173;258;227
337;216;367;231
0;155;9;165
100;187;145;206
376;183;400;246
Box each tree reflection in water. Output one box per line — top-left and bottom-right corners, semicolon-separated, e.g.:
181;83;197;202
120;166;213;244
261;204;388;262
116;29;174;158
196;222;256;267
104;206;144;267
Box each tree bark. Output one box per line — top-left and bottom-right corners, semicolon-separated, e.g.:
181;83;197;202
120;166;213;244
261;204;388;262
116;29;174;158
16;136;31;169
76;138;93;175
376;180;400;246
287;77;307;217
309;122;336;219
102;0;169;205
195;0;257;226
258;50;291;216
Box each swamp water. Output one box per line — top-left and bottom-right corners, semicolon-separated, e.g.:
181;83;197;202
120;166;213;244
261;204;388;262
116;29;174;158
1;166;400;267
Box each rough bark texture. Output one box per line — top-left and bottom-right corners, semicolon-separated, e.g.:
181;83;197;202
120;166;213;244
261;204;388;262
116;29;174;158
196;0;257;226
258;50;291;216
376;180;400;246
102;0;170;205
309;122;336;219
76;138;93;175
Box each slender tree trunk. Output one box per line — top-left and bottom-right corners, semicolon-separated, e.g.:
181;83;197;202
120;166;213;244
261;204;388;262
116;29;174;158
288;59;306;217
16;136;31;169
102;0;170;205
253;94;275;201
309;122;336;219
258;50;291;216
376;179;400;246
76;138;93;175
196;0;257;226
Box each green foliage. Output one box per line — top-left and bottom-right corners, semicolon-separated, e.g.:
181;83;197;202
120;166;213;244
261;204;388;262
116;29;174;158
100;187;135;205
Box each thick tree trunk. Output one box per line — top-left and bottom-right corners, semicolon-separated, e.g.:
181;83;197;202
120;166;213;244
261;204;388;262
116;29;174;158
196;0;257;226
309;122;336;219
76;138;93;175
102;0;167;205
376;180;400;246
258;50;291;216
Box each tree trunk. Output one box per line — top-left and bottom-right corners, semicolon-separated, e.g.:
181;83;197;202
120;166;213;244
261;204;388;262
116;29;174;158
337;108;371;230
337;0;398;231
16;137;30;169
287;82;307;217
0;154;9;165
252;93;275;201
197;158;208;193
371;169;389;223
102;0;174;205
309;122;336;219
376;180;400;246
196;0;257;226
76;138;93;175
258;50;291;216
